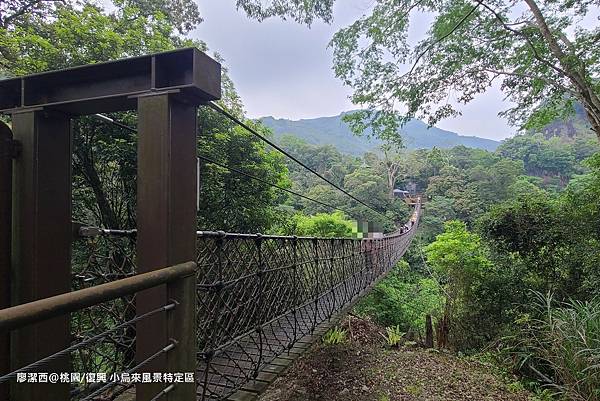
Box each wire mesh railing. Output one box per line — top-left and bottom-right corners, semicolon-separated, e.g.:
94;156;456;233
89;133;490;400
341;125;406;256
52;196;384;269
1;202;419;401
0;262;196;401
71;227;138;396
195;202;421;400
1;48;424;401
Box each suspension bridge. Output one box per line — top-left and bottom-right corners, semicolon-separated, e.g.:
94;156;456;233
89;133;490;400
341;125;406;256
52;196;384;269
0;48;422;401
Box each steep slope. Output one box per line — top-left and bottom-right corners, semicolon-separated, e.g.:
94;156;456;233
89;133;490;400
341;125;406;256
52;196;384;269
260;113;500;156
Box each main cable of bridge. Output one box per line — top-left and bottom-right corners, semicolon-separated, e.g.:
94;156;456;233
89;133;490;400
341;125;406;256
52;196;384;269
92;114;371;222
197;154;359;217
206;102;394;223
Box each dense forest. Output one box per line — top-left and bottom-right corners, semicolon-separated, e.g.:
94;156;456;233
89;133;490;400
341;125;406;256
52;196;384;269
2;0;600;400
265;116;600;399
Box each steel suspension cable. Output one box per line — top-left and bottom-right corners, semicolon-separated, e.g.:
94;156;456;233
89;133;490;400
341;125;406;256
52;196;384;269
91;114;380;222
0;302;176;384
205;102;394;222
197;154;358;218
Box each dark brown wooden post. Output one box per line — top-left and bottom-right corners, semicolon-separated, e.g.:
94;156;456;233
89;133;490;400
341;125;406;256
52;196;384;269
136;93;198;400
167;270;197;400
425;314;434;348
10;110;71;401
0;47;220;401
0;121;13;401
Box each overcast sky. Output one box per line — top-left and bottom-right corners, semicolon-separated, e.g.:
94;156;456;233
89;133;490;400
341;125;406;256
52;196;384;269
193;1;516;140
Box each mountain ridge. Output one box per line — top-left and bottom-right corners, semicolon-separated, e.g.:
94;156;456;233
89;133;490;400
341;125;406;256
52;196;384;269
260;112;500;155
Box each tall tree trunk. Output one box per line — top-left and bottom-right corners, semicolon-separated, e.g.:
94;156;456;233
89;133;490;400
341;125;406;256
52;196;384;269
425;314;434;348
585;107;600;142
523;0;600;142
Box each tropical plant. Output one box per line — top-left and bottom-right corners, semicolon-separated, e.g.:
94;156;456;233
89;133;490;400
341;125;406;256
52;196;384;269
322;326;347;345
383;325;405;347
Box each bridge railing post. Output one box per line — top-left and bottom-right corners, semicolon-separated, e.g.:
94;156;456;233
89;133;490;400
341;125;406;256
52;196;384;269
166;267;197;401
311;238;319;332
254;234;264;377
10;110;72;401
136;92;198;401
291;236;298;346
0;121;13;401
329;239;335;318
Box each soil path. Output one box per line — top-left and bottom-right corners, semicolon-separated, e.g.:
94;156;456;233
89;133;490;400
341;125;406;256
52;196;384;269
258;317;531;401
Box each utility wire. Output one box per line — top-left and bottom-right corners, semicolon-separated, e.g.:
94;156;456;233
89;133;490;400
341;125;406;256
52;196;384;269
206;102;394;222
92;114;366;221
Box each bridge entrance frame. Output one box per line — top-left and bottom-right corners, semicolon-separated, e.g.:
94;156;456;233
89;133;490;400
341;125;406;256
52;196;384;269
0;48;222;401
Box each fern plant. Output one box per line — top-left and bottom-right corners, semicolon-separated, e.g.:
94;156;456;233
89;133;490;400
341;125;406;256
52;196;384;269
383;325;405;347
323;326;347;345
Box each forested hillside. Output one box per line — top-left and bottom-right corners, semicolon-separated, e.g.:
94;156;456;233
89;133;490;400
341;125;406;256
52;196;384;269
3;0;599;400
261;120;600;400
261;113;500;155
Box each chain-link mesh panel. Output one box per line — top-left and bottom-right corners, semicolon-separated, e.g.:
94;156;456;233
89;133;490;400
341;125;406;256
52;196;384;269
70;234;137;400
196;204;421;400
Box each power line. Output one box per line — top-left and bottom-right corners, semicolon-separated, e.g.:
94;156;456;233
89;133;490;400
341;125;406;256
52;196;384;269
206;102;394;222
91;114;366;220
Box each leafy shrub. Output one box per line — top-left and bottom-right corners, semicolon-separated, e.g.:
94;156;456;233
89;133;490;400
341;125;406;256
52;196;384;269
276;211;354;238
355;261;443;336
323;326;347;345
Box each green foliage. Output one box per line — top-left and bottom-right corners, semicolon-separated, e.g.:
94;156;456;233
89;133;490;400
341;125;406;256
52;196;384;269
235;0;334;25
417;196;457;243
503;292;600;401
477;195;562;258
1;0;293;234
356;261;444;334
383;325;405;347
426;221;512;350
1;1;200;77
478;170;600;300
241;0;600;143
404;384;423;396
498;132;599;187
322;326;347;345
198;120;290;232
285;211;354;238
426;221;492;298
274;136;409;232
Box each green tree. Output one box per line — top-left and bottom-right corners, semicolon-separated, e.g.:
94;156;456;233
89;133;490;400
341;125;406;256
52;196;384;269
425;220;494;348
356;261;444;335
238;0;600;142
283;211;354;237
498;133;578;184
426;221;492;303
198;122;290;232
4;0;290;234
417;196;457;242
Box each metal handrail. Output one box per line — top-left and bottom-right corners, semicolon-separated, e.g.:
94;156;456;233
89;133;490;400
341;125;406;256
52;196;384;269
77;201;422;241
0;261;197;332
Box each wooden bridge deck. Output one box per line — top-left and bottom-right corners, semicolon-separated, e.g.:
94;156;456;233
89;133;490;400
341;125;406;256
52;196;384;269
197;264;390;401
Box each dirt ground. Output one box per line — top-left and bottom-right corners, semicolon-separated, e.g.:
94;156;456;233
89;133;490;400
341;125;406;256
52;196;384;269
258;316;532;401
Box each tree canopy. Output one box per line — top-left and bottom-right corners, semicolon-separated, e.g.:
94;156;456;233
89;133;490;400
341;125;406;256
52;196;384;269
238;0;600;143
